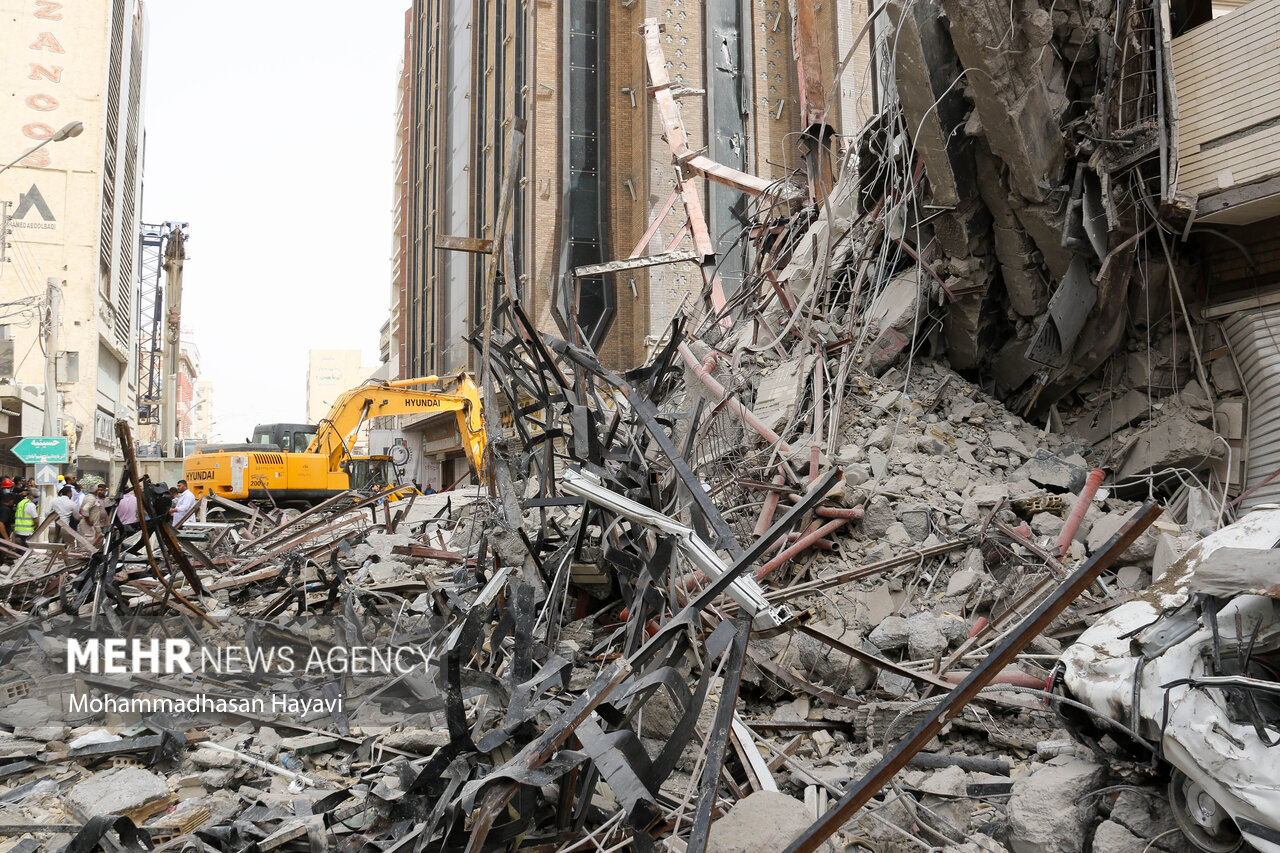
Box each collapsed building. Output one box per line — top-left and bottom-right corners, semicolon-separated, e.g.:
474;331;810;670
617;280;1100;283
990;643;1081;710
3;0;1280;852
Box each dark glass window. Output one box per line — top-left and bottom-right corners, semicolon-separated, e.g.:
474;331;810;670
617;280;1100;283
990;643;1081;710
569;135;599;166
563;0;613;346
569;0;597;34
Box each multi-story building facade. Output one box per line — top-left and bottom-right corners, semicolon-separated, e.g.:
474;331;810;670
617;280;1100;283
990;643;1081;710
306;349;376;425
307;349;376;456
175;340;197;443
390;0;872;381
387;10;412;383
192;379;213;444
0;0;145;480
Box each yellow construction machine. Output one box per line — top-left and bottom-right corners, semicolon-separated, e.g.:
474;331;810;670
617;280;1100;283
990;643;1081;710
183;374;486;506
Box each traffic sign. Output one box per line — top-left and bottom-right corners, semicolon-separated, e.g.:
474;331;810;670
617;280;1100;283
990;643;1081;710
33;463;59;486
12;436;68;464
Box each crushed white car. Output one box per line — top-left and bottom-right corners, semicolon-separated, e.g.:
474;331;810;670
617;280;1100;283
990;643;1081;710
1060;506;1280;853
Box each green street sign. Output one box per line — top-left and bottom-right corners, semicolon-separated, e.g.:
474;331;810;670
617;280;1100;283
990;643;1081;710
12;436;69;464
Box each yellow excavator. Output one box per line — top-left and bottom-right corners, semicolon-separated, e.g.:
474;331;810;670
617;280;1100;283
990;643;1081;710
183;374;486;506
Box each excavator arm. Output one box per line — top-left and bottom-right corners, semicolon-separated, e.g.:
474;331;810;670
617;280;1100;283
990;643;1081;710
306;374;487;481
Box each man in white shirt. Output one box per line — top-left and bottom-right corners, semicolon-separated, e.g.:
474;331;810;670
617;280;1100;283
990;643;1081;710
67;475;85;511
169;479;197;526
49;486;80;545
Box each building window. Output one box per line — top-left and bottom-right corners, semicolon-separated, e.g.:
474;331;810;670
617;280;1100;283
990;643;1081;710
94;408;115;448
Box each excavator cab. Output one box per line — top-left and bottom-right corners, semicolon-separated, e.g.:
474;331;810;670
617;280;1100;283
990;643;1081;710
250;423;319;453
345;456;395;491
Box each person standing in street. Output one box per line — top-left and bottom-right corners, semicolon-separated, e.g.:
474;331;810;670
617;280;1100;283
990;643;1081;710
169;479;196;527
0;489;15;546
115;486;139;537
78;483;109;544
67;476;85;512
13;488;39;547
49;486;80;545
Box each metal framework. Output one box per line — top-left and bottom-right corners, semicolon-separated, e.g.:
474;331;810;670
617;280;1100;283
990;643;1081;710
135;221;185;424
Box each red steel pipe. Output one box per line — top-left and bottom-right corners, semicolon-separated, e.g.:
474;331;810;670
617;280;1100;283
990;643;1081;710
943;668;1046;690
676;342;791;452
785;494;865;520
752;472;787;538
755;517;850;582
1055;468;1105;556
813;505;864;520
787;532;838;551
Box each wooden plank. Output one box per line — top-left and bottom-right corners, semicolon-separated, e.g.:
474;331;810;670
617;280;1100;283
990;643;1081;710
1182;162;1280;197
1187;134;1280;172
1175;24;1280;63
1175;70;1280;108
1198;175;1280;223
1179;48;1280;85
1178;98;1280;136
1180;135;1280;184
1177;0;1280;39
1172;0;1280;59
1174;41;1280;76
1174;21;1280;62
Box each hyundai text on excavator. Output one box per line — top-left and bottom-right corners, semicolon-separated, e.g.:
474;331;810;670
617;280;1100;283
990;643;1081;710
182;374;486;506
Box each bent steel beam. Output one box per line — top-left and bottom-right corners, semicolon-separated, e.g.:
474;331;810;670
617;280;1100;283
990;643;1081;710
561;468;794;632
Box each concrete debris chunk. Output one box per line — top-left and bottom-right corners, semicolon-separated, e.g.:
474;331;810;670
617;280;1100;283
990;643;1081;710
1117;419;1225;479
1015;450;1087;492
945;568;983;597
864;271;929;375
869;615;911;651
1087;511;1159;562
906;612;949;658
1005;757;1105;853
706;791;837;853
989;430;1029;455
753;354;815;434
862;496;896;538
64;766;172;821
1091;819;1144;853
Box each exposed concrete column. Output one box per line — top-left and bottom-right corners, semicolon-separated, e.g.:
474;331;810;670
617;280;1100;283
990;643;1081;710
938;0;1065;206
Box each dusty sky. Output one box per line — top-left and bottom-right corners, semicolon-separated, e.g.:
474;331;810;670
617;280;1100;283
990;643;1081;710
141;1;408;441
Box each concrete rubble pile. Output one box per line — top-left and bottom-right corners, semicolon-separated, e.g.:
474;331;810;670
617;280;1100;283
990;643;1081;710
0;273;1262;853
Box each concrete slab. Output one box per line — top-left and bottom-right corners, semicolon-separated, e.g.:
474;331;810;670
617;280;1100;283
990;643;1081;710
64;766;172;821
